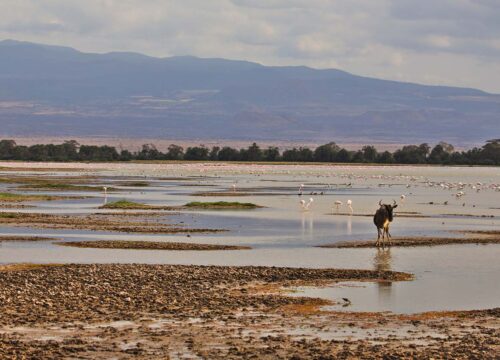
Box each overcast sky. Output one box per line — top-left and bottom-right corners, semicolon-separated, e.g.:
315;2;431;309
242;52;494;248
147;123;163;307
1;0;499;93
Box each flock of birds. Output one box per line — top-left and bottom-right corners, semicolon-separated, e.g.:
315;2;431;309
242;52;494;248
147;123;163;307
299;183;356;214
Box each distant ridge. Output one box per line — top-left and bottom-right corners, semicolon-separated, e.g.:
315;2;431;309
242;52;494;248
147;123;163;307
0;39;498;144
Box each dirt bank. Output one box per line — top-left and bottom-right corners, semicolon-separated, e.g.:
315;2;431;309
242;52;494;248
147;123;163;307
0;212;224;234
318;230;500;248
56;240;251;251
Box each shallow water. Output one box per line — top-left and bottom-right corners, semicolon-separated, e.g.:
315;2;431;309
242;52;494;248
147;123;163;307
0;162;499;314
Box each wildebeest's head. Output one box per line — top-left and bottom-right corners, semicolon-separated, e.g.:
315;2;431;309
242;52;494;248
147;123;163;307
379;200;398;221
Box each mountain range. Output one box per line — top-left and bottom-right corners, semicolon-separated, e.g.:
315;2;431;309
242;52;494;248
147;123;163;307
0;39;499;145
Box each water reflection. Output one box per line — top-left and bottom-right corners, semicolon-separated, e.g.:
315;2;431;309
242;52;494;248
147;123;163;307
346;215;352;235
301;212;314;240
374;248;393;304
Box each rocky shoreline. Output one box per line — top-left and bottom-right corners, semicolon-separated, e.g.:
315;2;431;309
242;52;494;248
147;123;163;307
0;264;496;359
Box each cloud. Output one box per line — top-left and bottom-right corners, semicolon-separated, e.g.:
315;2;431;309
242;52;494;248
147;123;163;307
0;0;498;92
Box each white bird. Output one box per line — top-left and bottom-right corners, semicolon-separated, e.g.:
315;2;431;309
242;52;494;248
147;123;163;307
333;200;343;212
300;198;314;211
299;184;305;195
400;194;406;202
231;183;237;192
103;186;108;195
346;199;353;214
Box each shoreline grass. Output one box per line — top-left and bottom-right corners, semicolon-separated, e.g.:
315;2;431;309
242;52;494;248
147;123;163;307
99;200;172;210
0;192;70;202
184;201;262;209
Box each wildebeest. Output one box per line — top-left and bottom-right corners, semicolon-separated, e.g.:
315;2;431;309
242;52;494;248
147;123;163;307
373;200;398;247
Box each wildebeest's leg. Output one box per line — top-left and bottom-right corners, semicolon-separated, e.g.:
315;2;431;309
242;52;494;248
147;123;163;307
376;228;381;247
386;225;392;246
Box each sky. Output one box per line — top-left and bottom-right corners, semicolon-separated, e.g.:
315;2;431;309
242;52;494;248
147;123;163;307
1;0;499;93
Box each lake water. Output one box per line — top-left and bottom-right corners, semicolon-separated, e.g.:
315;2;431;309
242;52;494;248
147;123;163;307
0;162;499;313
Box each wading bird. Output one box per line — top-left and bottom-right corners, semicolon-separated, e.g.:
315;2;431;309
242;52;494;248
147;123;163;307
346;199;353;214
333;200;343;212
300;198;314;211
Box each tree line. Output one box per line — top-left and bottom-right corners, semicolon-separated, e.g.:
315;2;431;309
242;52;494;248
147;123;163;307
0;139;498;165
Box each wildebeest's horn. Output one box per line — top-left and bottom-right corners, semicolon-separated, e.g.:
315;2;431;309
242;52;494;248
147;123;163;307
393;200;397;206
379;200;382;206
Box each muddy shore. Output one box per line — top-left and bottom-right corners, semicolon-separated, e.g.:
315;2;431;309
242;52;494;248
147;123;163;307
0;264;497;359
0;212;224;234
318;230;500;248
0;236;56;242
0;264;411;326
56;240;251;251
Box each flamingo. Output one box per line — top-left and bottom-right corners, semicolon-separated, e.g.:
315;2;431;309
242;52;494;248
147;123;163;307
346;199;353;214
333;200;343;212
400;194;406;202
299;184;304;195
300;198;314;211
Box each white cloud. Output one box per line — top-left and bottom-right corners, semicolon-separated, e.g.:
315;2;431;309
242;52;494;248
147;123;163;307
0;0;498;92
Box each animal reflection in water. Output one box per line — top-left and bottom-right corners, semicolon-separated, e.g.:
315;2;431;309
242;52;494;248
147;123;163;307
102;186;108;205
373;200;398;247
374;248;394;302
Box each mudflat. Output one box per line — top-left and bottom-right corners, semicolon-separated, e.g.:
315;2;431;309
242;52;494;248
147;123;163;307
56;240;251;250
318;230;500;248
0;264;497;359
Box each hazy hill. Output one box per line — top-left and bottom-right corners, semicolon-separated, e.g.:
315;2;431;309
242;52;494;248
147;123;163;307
0;39;498;145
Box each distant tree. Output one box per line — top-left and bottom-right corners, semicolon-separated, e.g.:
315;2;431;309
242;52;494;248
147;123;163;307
12;145;30;160
217;146;240;161
335;148;352;162
62;140;80;160
377;151;394;163
282;147;313;162
352;150;365;163
394;144;428;164
28;144;50;161
419;143;431;158
264;146;280;161
98;146;120;161
166;144;184;160
313;142;339;162
438;141;454;154
282;148;299;162
119;149;133;161
137;144;161;160
184;145;209;160
0;140;17;159
429;144;450;164
362;145;378;163
298;147;313;162
480;139;500;165
244;143;263;162
209;146;220;161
